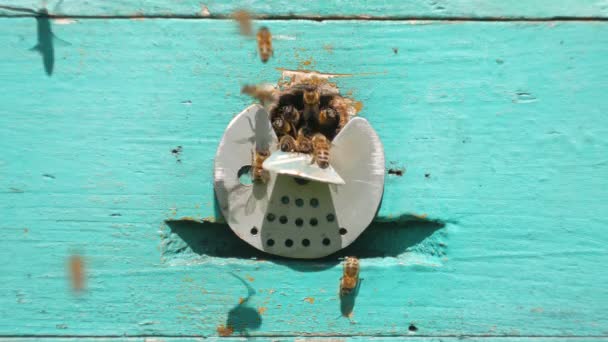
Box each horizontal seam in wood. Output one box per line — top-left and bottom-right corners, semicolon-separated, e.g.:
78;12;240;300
1;12;608;21
1;334;608;338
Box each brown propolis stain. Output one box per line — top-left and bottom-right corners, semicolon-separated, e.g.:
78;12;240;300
246;275;255;282
239;297;245;304
257;306;268;315
353;101;364;113
304;297;315;304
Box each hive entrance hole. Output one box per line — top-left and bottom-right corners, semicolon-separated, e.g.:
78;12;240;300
237;165;253;185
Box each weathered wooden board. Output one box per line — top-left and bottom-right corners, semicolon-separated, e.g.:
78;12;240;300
1;0;608;18
3;339;608;342
0;16;607;339
2;339;608;342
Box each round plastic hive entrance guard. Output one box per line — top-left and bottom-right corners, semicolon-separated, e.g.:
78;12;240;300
214;104;384;259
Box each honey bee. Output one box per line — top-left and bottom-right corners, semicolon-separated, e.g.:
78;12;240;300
302;87;321;123
251;149;270;183
296;128;313;154
311;133;330;168
271;115;293;137
340;256;360;297
68;254;85;292
278;104;301;127
232;10;252;36
241;84;277;107
329;96;350;133
279;135;297;152
318;106;339;139
256;27;273;63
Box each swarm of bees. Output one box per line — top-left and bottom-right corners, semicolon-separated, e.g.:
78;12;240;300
340;256;360;297
243;75;358;183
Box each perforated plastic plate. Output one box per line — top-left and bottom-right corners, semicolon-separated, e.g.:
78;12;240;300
214;104;385;259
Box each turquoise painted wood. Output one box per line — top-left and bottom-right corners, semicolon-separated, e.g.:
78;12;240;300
1;0;608;18
1;2;608;340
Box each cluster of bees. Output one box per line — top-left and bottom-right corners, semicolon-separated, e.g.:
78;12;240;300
243;76;355;182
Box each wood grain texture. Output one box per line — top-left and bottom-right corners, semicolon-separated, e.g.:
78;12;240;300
3;339;608;342
2;339;608;342
0;17;607;338
1;0;608;18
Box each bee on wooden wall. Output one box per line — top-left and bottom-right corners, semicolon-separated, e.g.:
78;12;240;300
256;27;273;63
311;133;330;169
340;256;360;297
251;149;270;183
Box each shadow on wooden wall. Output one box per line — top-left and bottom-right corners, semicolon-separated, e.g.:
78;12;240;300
164;215;445;271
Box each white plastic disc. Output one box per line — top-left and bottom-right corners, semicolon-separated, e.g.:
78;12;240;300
214;104;385;259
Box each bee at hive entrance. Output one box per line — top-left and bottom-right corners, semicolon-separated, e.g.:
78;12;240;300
242;73;358;170
214;70;385;259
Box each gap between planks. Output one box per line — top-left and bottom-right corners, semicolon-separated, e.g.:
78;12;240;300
1;335;608;338
1;7;608;22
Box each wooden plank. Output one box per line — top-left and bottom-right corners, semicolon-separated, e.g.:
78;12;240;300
1;0;608;18
2;338;608;342
0;18;607;337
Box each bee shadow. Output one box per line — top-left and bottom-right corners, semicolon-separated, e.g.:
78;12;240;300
164;214;445;272
340;278;363;318
224;273;262;335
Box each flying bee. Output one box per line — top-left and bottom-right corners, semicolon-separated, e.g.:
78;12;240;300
232;10;252;36
256;26;273;63
329;96;351;133
296;127;313;154
311;133;330;168
279;135;297;152
241;84;277;108
68;254;85;293
251;149;270;183
340;256;360;297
